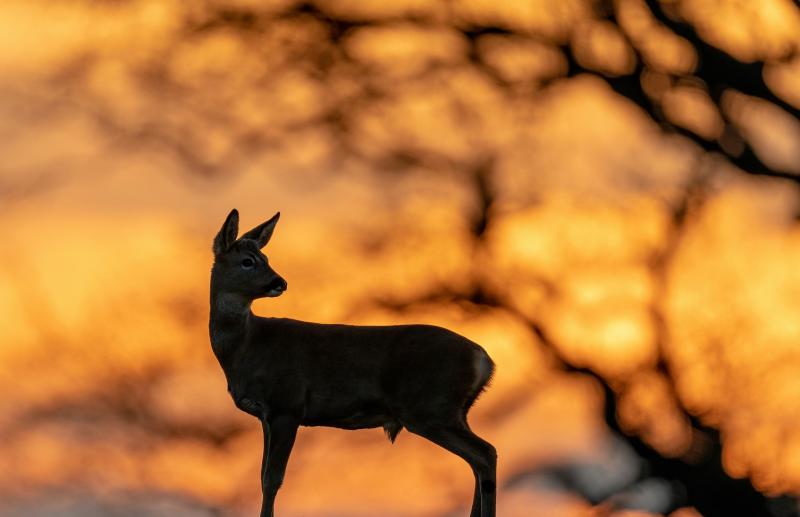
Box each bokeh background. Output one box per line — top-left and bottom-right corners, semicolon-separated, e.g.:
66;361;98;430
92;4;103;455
2;1;800;516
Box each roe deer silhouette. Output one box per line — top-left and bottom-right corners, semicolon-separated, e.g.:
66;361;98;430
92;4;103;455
209;209;497;517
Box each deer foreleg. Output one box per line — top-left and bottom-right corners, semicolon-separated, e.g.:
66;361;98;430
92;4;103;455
259;415;299;517
259;418;271;516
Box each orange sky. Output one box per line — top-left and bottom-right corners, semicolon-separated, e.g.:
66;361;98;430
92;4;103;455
2;1;800;516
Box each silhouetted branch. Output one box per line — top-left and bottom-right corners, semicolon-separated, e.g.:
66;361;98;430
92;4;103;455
643;0;799;118
555;1;800;184
3;367;248;448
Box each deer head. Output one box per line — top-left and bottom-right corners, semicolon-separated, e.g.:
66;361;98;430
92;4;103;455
211;209;287;301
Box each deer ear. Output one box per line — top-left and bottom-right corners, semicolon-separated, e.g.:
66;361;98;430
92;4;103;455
240;212;280;248
213;209;239;255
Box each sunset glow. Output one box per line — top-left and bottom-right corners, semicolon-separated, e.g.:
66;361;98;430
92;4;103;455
2;1;800;516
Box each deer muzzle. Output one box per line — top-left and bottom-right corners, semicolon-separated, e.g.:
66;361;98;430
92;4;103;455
264;276;287;296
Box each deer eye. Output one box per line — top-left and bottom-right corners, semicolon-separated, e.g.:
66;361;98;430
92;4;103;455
241;258;255;269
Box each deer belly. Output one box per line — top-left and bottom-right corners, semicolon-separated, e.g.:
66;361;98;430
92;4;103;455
301;399;392;430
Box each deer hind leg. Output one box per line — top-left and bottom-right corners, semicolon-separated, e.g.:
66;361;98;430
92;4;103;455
406;421;497;517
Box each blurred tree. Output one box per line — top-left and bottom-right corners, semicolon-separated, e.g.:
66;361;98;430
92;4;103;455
18;0;800;515
71;0;800;184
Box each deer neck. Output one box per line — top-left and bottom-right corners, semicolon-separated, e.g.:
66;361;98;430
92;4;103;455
209;289;253;364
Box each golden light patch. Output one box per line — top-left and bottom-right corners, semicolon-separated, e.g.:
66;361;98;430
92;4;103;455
2;0;800;515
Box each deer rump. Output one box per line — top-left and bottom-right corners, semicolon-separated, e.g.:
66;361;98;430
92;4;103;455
225;318;495;442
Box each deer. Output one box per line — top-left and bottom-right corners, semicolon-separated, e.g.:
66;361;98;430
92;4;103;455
209;209;497;517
